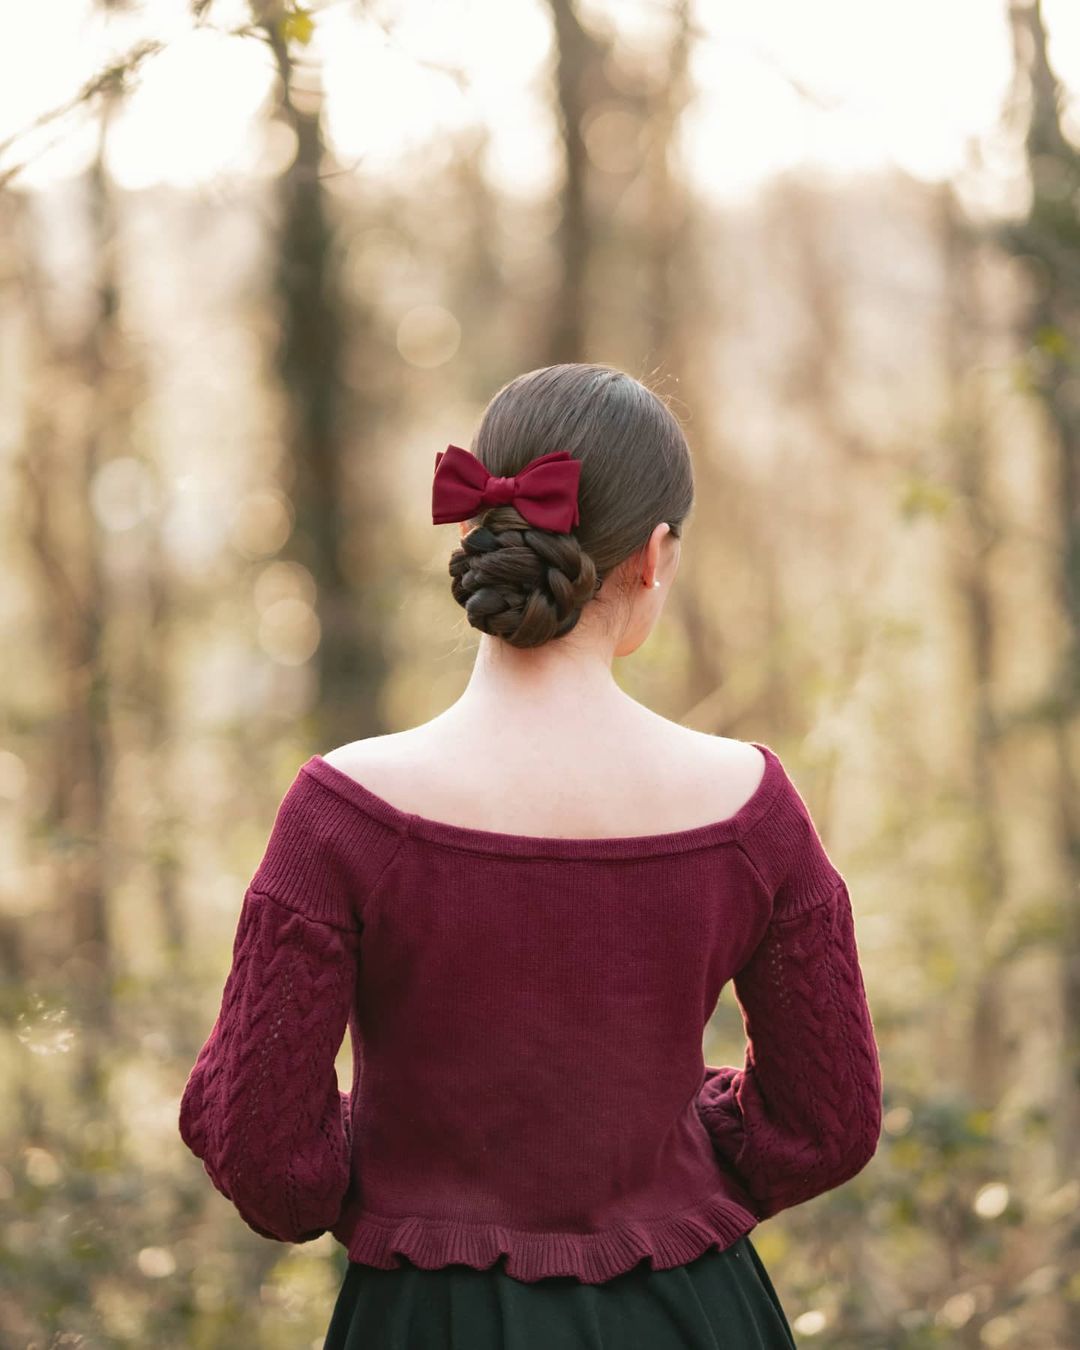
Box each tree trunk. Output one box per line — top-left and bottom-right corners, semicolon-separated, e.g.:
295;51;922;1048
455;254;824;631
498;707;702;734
261;7;390;749
1004;0;1080;1184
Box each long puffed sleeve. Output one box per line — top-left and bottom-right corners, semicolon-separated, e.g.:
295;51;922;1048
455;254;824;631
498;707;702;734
696;771;883;1222
177;767;389;1244
178;884;359;1242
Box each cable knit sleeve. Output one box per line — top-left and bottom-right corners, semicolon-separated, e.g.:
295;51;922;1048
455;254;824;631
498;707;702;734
177;767;389;1244
695;765;883;1222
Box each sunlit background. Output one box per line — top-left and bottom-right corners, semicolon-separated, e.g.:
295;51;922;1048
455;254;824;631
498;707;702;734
6;0;1080;199
2;1;1078;1346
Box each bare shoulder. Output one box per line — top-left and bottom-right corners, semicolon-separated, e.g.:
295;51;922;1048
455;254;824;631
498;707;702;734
676;729;768;805
632;707;768;813
701;731;766;776
318;726;456;802
635;703;764;771
319;730;417;777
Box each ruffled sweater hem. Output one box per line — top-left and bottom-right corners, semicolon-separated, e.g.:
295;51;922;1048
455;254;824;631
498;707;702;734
333;1190;760;1285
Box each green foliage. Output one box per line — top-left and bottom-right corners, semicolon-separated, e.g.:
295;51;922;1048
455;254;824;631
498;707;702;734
279;5;315;47
1031;324;1076;362
897;473;952;522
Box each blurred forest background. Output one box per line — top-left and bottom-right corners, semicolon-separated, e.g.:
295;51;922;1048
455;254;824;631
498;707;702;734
1;0;1078;1346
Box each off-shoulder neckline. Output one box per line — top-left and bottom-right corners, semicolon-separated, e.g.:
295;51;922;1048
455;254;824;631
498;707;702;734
297;740;787;860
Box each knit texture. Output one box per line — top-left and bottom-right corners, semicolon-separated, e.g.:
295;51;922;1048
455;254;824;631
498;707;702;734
178;740;883;1284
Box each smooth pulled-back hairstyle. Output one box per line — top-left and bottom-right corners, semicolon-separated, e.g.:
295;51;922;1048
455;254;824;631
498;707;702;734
447;363;694;649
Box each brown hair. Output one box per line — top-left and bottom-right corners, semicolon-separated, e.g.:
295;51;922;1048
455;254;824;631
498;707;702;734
447;363;694;648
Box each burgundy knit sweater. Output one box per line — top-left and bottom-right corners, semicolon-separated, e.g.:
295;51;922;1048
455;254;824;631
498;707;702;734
178;740;883;1284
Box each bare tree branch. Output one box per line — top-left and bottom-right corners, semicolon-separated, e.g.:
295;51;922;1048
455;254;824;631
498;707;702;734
635;0;841;111
0;0;471;190
0;39;165;167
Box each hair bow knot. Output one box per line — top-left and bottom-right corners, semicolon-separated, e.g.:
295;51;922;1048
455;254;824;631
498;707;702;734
432;444;582;533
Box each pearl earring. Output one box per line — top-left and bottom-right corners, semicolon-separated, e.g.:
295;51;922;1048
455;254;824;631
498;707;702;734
652;580;661;589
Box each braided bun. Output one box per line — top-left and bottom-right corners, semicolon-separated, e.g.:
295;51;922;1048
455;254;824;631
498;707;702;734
448;505;602;649
444;363;694;649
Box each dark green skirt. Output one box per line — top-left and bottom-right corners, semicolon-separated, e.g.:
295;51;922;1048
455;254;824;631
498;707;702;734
322;1236;798;1349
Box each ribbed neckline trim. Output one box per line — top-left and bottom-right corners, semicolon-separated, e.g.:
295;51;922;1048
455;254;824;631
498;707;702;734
299;740;786;860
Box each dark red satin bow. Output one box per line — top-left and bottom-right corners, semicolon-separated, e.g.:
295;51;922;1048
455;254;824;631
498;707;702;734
432;444;582;532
